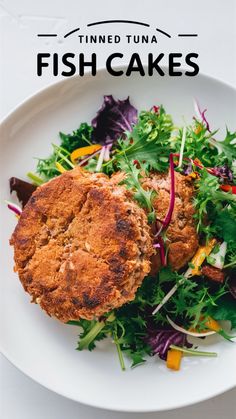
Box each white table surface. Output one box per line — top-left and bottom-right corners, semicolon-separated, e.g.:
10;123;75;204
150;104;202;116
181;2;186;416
1;0;236;418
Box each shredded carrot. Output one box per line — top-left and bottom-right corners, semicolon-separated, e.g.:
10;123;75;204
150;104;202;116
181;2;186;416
166;349;182;371
55;162;67;173
191;238;216;276
70;144;102;163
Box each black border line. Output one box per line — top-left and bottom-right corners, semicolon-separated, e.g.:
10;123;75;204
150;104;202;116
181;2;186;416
64;27;81;38
178;34;198;37
37;34;57;37
155;28;171;38
87;19;150;27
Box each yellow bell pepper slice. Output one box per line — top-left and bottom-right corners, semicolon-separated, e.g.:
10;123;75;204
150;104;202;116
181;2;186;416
166;349;182;371
195;125;202;135
190;315;221;333
204;316;221;332
203;316;234;341
191;238;216;276
70;144;102;164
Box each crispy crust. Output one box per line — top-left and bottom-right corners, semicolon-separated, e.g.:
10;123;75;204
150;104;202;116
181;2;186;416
142;171;199;272
10;168;153;322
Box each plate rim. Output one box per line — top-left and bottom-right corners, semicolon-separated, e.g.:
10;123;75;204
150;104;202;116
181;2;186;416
1;349;235;413
1;66;236;127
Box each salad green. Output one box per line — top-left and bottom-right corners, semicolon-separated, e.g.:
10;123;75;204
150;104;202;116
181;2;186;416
9;95;236;371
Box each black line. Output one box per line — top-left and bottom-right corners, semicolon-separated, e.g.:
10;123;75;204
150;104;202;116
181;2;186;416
37;34;57;37
155;28;171;38
87;19;150;28
64;27;80;38
178;34;198;37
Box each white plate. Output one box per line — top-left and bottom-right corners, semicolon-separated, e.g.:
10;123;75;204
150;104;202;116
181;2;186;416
0;69;236;412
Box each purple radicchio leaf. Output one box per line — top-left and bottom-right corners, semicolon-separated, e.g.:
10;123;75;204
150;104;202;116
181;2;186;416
212;165;234;183
10;177;37;207
145;328;192;360
91;95;138;145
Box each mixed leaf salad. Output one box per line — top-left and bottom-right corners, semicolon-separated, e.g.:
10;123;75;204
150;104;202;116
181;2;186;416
8;95;236;371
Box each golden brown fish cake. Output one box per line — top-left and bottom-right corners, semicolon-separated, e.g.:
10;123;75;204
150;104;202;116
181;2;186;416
142;171;199;272
10;168;153;322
